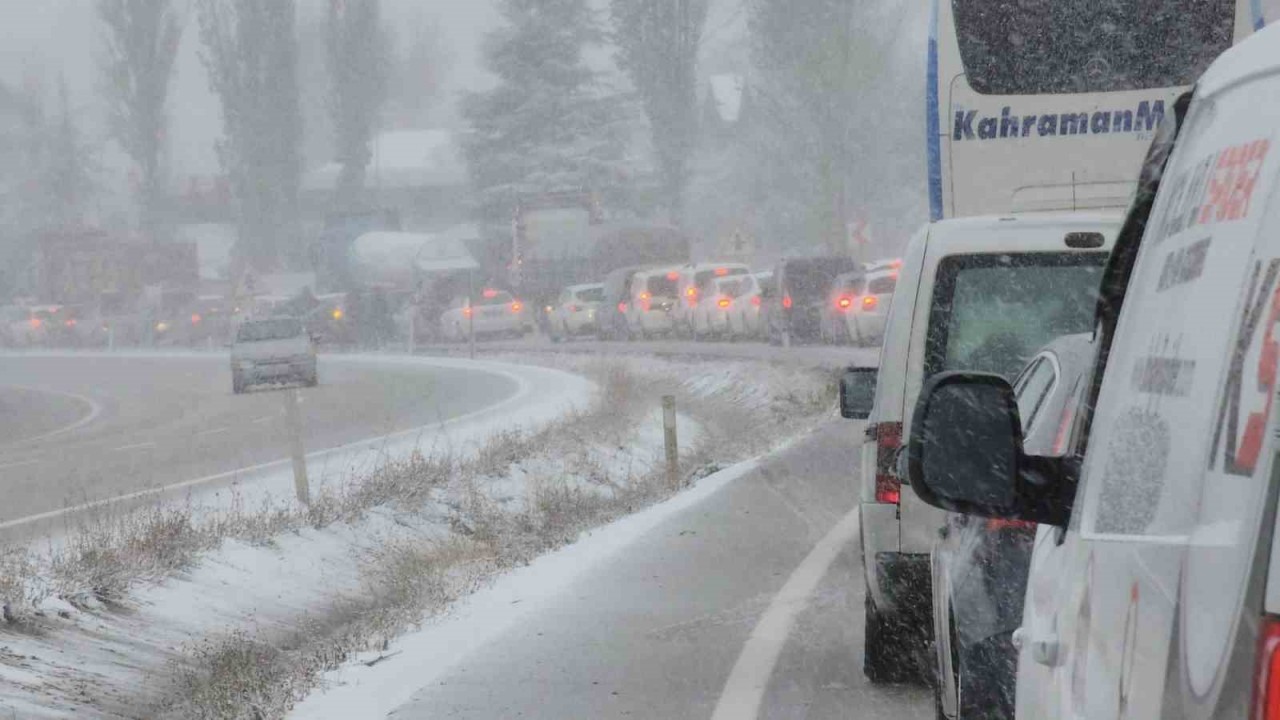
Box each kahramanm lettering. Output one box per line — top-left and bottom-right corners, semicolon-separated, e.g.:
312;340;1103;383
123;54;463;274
953;100;1165;141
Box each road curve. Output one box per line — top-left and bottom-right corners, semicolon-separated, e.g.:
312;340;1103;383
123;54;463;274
0;353;542;535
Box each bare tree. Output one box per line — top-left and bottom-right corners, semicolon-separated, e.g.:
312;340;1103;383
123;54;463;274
612;0;709;225
98;0;181;237
197;0;303;272
327;0;387;207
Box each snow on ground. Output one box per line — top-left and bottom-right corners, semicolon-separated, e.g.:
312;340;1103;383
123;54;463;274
0;351;830;718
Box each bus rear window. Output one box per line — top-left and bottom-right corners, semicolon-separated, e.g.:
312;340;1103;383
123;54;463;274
952;0;1233;95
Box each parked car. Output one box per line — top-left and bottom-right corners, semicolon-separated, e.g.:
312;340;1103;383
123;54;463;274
692;273;758;339
230;316;317;394
625;267;680;339
0;305;49;347
908;31;1280;719
764;256;860;344
439;289;526;342
840;212;1118;684
48;304;108;348
598;266;646;340
673;262;750;337
931;333;1093;720
548;283;604;341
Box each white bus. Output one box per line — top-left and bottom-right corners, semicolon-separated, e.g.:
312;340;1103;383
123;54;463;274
928;0;1277;220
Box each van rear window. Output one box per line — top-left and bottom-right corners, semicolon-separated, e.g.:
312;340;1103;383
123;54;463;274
926;252;1106;381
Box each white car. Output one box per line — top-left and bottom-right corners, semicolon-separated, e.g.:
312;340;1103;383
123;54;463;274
823;268;898;346
673;262;750;336
439;290;526;341
625;267;681;338
841;211;1119;683
726;273;764;339
909;29;1280;719
548;283;603;341
692;274;758;339
230;316;317;394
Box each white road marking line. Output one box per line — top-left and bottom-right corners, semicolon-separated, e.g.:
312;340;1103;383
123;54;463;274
0;385;103;449
0;459;39;471
112;441;157;452
711;506;862;720
197;427;230;437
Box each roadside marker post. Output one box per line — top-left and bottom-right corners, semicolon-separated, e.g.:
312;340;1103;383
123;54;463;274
284;388;310;505
663;395;679;490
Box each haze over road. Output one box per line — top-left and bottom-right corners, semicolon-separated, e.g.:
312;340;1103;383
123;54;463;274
0;354;521;531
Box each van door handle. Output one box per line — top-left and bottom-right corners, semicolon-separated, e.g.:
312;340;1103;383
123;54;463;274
1030;634;1061;667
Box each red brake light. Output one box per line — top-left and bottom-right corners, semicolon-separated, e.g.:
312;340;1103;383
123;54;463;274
717;297;731;308
1253;615;1280;720
190;314;201;325
30;317;42;329
640;292;651;301
751;296;761;307
782;295;793;310
837;296;853;310
619;302;628;313
568;304;579;313
482;289;498;299
462;306;473;318
714;267;729;276
667;271;680;280
511;301;523;313
863;295;878;310
874;422;902;504
64;318;77;328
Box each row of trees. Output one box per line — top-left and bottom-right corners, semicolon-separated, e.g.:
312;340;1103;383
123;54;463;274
464;0;924;256
93;0;397;274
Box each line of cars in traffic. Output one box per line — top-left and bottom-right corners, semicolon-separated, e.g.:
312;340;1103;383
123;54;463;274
513;257;901;346
837;26;1280;720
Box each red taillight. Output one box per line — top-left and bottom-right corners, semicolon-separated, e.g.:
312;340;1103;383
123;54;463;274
568;304;580;313
667;271;680;280
462;306;473;318
30;317;42;329
1253;615;1280;720
717;297;731;308
64;318;77;328
751;296;761;307
782;295;793;310
986;518;1036;531
190;313;201;325
640;292;652;311
511;301;523;313
619;302;628;313
874;422;902;504
714;267;729;276
863;296;879;311
482;289;498;299
837;296;853;310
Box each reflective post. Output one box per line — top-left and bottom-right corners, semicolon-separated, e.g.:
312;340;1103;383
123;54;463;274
284;388;310;505
662;395;679;490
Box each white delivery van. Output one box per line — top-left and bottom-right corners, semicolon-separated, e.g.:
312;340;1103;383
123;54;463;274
905;24;1280;719
841;212;1119;682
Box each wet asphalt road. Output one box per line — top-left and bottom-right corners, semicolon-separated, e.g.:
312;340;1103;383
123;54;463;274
390;420;933;720
0;354;519;532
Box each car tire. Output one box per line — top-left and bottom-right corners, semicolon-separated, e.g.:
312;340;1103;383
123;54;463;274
864;596;914;684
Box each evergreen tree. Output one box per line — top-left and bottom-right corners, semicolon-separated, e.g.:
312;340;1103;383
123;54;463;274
462;0;633;220
327;0;386;207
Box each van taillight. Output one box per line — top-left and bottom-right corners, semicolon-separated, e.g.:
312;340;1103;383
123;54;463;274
874;422;902;504
1254;615;1280;720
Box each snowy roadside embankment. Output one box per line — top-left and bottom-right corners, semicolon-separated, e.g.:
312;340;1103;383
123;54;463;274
0;354;834;719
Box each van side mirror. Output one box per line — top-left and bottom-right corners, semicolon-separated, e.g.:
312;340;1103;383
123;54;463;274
907;372;1073;526
839;367;877;420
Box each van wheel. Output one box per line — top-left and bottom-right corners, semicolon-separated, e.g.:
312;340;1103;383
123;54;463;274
232;373;245;395
864;596;913;684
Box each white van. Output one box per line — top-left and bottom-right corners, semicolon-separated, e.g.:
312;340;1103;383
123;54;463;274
841;212;1119;682
905;25;1280;718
